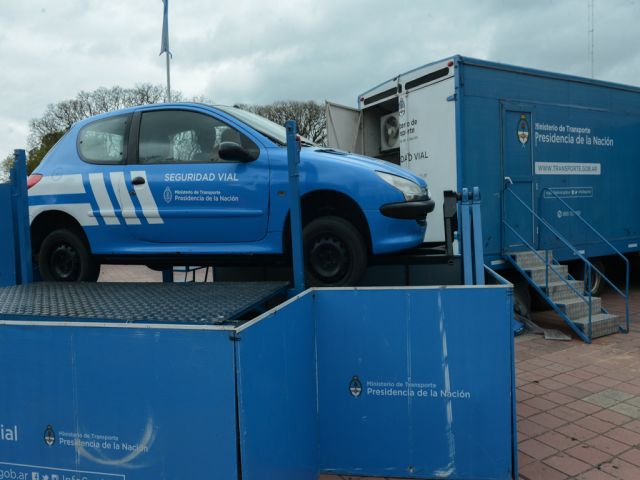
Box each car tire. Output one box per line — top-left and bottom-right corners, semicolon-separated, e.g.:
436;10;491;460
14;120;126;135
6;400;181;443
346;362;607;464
38;229;100;282
303;216;367;287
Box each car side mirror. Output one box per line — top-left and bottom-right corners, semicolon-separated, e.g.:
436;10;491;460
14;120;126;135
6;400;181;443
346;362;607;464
218;141;257;162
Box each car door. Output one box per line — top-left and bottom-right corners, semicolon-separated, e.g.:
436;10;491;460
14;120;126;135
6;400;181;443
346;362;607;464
126;107;270;244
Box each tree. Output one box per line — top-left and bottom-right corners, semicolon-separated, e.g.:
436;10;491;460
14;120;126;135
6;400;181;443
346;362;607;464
28;84;180;151
240;100;327;145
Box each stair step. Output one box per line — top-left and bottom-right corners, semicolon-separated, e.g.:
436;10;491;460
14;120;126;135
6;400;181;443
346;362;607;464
511;250;554;269
545;280;585;302
572;313;620;339
557;296;602;321
527;264;569;284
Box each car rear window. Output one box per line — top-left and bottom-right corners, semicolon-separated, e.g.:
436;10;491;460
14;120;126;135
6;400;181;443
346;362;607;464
77;115;130;164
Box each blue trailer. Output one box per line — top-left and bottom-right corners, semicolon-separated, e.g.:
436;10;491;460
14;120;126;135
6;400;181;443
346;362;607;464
327;55;633;340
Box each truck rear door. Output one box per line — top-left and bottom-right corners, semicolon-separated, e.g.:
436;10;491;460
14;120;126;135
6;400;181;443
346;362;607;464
325;101;363;154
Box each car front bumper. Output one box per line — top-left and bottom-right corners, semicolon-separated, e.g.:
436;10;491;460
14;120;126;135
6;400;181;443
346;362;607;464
379;199;436;220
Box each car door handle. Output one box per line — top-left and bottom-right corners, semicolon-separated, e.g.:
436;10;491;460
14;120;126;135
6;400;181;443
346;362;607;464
132;176;146;186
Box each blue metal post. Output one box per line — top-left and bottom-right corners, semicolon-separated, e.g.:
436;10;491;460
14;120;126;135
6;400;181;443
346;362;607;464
460;188;473;285
471;186;484;285
11;149;33;284
286;120;305;293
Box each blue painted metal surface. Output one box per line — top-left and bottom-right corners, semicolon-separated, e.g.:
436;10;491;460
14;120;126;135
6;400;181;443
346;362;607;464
315;287;515;479
0;284;516;479
0;182;17;286
235;293;317;479
285;120;305;293
0;150;31;286
0;323;238;479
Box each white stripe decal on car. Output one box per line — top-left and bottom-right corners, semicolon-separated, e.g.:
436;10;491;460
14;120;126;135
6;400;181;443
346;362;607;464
89;173;120;225
29;174;85;196
109;172;141;225
29;204;98;227
130;171;164;224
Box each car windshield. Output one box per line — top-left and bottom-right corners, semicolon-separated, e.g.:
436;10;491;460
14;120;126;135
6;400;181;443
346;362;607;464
215;105;316;147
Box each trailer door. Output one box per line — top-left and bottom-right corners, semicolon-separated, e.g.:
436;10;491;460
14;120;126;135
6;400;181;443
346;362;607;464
325;101;363;154
502;108;535;250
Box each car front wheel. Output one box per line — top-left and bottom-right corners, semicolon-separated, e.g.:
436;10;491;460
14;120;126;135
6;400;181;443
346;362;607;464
38;229;100;282
303;216;367;287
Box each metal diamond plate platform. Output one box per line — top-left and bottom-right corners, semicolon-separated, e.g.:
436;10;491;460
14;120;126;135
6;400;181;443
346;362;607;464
0;282;289;324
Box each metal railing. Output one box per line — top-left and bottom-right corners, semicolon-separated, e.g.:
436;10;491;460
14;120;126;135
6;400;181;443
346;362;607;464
540;187;630;333
502;186;629;341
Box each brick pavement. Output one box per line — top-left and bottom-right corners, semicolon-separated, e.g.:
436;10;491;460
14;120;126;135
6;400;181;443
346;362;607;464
100;264;639;479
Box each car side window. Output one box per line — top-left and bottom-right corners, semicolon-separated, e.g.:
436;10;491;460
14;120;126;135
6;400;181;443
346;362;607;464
138;110;258;164
78;115;130;164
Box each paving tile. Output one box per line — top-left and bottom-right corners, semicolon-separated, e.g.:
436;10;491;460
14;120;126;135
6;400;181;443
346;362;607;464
605;426;640;446
624;419;640;433
586;434;633;455
619;447;640;467
625;396;640;408
518;451;536;468
583;392;621;408
521;383;551;395
574;416;616;434
558;385;593;400
517;388;535;402
549;405;587;423
610;402;640;419
522;396;558;411
599;389;635;402
519;438;558;460
592;408;633;426
543;452;591;476
556;424;599;442
567;400;602;415
614;383;640;396
599;458;640;479
590;376;623;388
517;403;542;418
553;373;584;386
565;444;613;466
542;391;577;405
575;381;607;393
517;419;550;438
528;412;568;429
575;468;619;479
536;430;581;451
519;460;568;480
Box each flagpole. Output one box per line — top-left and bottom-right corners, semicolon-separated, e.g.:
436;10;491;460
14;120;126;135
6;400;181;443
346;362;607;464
166;51;172;102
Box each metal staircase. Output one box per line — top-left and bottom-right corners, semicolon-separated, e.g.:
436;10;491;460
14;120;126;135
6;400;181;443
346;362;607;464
502;187;630;344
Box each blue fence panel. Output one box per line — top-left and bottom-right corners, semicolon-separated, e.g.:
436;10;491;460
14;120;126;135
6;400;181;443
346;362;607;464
315;287;515;479
0;184;17;286
0;323;238;479
236;292;318;480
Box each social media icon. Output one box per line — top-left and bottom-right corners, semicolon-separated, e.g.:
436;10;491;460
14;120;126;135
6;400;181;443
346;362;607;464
42;476;49;480
31;473;39;480
51;475;59;480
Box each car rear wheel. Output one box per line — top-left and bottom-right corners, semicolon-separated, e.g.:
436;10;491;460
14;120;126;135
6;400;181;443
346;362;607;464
303;216;367;287
38;229;100;282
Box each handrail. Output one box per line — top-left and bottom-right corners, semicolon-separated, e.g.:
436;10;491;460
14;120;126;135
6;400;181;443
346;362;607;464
540;187;630;332
506;187;627;300
503;185;629;335
503;220;593;310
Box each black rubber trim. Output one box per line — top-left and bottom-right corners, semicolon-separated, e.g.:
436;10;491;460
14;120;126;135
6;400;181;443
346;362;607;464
363;87;398;106
380;199;436;220
405;67;450;91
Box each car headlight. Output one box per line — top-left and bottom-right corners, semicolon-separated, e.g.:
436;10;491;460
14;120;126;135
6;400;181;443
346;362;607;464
375;171;426;201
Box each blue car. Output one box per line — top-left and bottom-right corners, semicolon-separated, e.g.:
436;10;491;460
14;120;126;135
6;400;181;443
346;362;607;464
27;103;434;285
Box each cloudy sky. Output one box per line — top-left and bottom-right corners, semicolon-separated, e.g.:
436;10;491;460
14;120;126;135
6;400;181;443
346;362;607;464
1;0;639;158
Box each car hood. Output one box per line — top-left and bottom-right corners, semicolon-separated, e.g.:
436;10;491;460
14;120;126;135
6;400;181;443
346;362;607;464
303;148;427;187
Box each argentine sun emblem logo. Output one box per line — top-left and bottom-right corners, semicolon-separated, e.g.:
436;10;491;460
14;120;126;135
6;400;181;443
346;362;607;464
517;114;529;145
163;186;173;203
